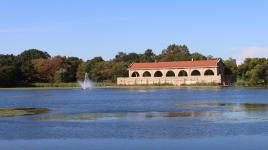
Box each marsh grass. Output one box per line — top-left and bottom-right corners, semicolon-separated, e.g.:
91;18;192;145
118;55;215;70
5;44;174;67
0;108;49;117
31;82;80;87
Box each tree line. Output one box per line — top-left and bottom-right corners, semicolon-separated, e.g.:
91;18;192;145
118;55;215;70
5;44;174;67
0;44;267;87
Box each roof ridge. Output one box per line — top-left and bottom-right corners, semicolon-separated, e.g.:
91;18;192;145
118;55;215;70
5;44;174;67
134;59;217;63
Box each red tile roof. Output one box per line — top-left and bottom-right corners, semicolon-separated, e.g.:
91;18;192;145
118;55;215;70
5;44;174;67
129;59;219;70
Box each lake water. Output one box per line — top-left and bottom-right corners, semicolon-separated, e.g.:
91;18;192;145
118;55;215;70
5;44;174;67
1;87;268;149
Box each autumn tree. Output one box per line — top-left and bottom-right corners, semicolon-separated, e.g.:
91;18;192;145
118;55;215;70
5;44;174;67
33;56;65;82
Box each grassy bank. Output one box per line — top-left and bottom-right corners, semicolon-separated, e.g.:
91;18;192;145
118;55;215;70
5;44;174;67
0;82;223;90
3;81;267;90
0;83;80;90
31;82;80;88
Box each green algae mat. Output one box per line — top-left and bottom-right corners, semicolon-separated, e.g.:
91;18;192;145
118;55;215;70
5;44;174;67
0;108;49;117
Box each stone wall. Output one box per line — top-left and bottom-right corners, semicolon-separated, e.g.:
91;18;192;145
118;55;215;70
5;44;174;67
117;76;221;86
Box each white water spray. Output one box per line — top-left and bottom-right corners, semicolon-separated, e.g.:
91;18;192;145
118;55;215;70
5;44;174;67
78;73;94;90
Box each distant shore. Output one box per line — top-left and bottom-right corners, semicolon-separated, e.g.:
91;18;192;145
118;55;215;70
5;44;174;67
0;82;222;90
1;82;268;90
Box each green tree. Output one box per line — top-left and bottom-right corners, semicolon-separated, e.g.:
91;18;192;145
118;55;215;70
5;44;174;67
207;55;214;59
114;52;141;63
0;54;18;87
224;58;238;83
158;44;191;61
0;65;17;87
76;62;87;80
141;49;156;62
18;49;50;61
90;61;112;81
115;52;127;62
85;57;104;79
162;44;189;54
110;61;129;81
17;49;51;83
190;52;207;60
54;68;68;83
63;57;83;82
237;58;268;85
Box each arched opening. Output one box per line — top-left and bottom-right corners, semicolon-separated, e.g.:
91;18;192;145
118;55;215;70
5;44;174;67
154;71;163;77
204;69;214;76
143;71;151;77
191;70;201;76
131;71;140;77
178;70;188;77
166;70;175;77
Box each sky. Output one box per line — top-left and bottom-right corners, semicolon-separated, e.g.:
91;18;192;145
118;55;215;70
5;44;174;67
0;0;268;62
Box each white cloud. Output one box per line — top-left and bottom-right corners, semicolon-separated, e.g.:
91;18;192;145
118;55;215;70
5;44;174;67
227;47;268;63
240;47;268;59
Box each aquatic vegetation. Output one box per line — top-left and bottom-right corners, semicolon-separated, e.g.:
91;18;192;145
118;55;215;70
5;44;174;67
0;108;49;117
40;112;126;121
161;111;218;118
238;103;268;111
176;102;234;107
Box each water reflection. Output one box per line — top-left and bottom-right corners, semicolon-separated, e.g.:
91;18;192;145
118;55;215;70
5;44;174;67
123;88;159;93
177;102;268;123
39;103;268;123
40;111;220;122
177;102;268;112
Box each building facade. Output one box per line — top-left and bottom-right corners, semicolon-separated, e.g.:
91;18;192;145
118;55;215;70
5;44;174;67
117;59;225;86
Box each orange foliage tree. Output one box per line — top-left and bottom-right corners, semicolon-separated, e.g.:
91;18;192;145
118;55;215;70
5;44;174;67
32;56;65;82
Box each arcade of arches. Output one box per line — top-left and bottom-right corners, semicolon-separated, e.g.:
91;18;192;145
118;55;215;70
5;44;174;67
117;60;224;86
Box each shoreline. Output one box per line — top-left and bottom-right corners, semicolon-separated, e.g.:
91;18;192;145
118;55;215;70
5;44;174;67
1;85;268;90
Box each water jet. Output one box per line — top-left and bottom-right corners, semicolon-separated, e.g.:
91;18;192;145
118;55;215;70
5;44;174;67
78;73;94;90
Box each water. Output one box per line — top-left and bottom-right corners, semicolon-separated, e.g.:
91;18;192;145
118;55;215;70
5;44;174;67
1;87;268;149
77;73;94;90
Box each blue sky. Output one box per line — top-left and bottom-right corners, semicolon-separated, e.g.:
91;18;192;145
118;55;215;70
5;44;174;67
0;0;268;62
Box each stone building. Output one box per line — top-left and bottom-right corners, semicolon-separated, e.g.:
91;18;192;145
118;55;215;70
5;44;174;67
117;59;225;86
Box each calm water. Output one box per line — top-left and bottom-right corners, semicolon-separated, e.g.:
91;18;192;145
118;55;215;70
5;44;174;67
1;87;268;149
